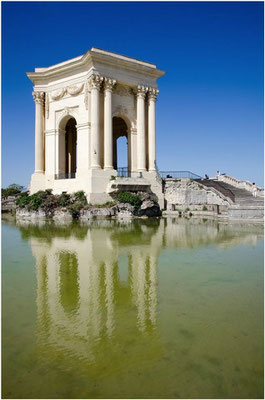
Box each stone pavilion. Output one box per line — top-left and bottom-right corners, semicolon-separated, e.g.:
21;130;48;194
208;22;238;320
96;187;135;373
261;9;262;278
27;47;165;204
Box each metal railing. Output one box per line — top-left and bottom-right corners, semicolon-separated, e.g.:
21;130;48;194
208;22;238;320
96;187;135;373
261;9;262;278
117;167;131;178
159;171;202;180
55;173;76;180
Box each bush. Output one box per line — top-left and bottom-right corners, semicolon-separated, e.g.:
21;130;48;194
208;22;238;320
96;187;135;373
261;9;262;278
57;193;71;207
115;192;142;209
16;192;30;208
67;201;83;219
73;191;87;205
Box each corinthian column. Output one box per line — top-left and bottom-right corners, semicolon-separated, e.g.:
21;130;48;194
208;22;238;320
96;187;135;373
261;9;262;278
136;85;148;172
104;78;116;169
89;74;103;169
148;88;159;171
32;91;45;173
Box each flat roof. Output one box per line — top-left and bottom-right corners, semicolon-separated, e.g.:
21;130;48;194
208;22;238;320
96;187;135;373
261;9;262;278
34;47;157;72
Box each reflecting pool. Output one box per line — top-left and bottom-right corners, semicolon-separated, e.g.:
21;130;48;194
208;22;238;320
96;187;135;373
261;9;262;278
2;217;264;398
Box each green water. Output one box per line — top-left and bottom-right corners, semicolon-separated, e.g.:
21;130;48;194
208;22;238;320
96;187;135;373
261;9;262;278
2;216;264;399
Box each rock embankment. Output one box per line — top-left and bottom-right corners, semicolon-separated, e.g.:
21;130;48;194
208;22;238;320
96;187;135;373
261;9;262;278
15;190;161;221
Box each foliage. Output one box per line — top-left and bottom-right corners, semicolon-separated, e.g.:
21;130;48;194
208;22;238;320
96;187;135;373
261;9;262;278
16;192;30;208
67;201;83;219
2;183;24;198
57;192;71;207
202;205;208;211
115;192;142;209
73;191;88;205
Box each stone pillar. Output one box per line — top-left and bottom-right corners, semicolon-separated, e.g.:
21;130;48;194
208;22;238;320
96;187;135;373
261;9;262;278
89;74;103;169
32;91;45;173
148;88;159;171
136;86;148;172
104;78;116;170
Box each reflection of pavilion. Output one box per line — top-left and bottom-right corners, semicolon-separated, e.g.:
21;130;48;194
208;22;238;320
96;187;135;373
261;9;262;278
20;217;263;368
29;220;164;366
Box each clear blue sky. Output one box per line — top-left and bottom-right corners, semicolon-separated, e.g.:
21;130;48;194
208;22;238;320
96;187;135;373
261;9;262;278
2;1;264;187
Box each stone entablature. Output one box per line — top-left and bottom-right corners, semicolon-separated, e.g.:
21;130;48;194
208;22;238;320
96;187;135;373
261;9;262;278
27;47;165;204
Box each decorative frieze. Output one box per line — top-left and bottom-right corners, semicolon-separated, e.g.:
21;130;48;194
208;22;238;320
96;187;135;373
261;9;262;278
32;91;45;105
50;83;84;100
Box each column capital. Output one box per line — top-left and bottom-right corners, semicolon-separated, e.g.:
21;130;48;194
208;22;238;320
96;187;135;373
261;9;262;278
148;87;159;102
136;85;148;99
88;74;104;90
32;91;45;105
104;77;117;92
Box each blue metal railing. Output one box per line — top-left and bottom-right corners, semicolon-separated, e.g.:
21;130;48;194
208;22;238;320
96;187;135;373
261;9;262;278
159;171;202;180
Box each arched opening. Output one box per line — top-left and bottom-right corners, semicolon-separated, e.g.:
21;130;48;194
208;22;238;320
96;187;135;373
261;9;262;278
56;116;77;179
65;118;77;177
113;117;130;177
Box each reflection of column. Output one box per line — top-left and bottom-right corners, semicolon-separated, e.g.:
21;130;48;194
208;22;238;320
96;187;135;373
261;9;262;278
136;254;146;332
89;74;103;169
148;255;157;326
137;86;148;172
105;261;115;337
147;88;159;171
32;91;45;173
104;78;116;169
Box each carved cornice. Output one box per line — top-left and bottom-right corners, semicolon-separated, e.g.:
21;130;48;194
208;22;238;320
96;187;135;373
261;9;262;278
148;87;159;102
104;77;116;91
136;85;148;99
32;91;45;105
88;74;104;90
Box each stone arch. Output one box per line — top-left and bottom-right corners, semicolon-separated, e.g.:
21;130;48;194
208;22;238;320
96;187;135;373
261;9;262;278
112;116;131;174
57;114;77;178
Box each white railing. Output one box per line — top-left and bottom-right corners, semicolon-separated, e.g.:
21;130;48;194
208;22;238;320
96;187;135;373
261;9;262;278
217;174;264;196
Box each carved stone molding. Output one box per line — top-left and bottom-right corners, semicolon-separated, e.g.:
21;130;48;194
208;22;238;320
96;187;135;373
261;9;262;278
148;87;159;102
56;106;79;126
50;83;84;101
88;74;104;90
104;77;117;91
136;85;148;99
32;91;45;105
50;88;66;100
66;84;84;96
114;84;133;96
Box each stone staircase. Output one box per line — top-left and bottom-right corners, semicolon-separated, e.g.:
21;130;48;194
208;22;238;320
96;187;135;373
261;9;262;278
197;179;263;205
196;179;264;219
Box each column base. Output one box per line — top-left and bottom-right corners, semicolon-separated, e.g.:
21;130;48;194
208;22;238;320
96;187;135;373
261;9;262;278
30;172;46;194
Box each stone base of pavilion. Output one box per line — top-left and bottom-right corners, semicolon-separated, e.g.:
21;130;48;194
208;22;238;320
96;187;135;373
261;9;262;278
30;169;164;208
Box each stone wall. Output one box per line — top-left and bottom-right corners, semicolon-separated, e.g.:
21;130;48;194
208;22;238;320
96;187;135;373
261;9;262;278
164;179;229;209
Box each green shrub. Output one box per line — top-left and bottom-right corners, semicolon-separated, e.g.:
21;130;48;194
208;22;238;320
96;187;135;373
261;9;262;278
16;192;30;208
115;192;142;209
58;193;71;207
202;205;208;211
27;193;42;211
73;191;87;205
67;201;83;219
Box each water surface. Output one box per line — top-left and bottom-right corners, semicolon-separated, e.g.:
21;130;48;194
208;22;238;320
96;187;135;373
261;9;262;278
2;217;264;398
